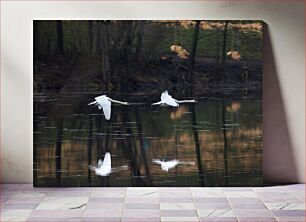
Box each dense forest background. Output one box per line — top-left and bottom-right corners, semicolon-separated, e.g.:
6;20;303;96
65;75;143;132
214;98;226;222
33;20;263;187
34;20;262;97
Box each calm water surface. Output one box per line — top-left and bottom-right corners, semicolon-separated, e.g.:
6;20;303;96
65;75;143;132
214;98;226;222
34;89;262;187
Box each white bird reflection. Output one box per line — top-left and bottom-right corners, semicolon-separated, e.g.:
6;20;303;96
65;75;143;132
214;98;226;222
153;159;195;172
89;152;128;176
88;95;129;120
152;91;196;107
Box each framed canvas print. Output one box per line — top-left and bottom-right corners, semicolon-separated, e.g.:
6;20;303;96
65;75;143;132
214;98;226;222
33;20;263;187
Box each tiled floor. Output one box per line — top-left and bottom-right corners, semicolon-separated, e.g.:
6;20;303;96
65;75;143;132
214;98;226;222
0;184;304;222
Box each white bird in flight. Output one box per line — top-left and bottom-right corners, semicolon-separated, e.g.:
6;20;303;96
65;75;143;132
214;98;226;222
152;91;196;107
89;152;128;177
153;159;195;172
88;95;129;120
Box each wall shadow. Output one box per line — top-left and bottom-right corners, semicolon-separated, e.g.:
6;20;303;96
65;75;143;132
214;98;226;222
263;23;298;185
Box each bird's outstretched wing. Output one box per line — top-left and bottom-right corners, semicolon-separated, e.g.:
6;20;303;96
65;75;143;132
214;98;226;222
108;98;129;105
178;161;196;166
102;152;111;168
89;165;96;172
176;99;197;104
97;159;103;167
112;165;128;173
161;91;169;101
102;103;111;120
153;159;162;165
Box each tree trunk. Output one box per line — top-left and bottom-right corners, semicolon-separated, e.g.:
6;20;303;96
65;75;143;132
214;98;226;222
135;21;145;62
56;21;64;54
96;116;103;160
99;21;110;85
135;108;152;186
216;21;229;82
122;109;142;186
221;100;229;186
88;21;93;55
190;104;205;186
189;20;201;73
87;116;93;186
122;21;134;61
92;21;98;56
221;21;229;66
216;28;221;65
55;120;63;186
120;21;134;91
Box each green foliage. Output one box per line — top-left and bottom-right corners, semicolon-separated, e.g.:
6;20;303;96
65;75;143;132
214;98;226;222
34;20;263;60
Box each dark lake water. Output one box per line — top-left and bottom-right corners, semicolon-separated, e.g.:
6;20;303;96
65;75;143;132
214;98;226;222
34;89;262;187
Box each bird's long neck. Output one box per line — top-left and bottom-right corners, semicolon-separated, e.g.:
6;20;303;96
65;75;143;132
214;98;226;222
176;99;196;103
108;98;128;105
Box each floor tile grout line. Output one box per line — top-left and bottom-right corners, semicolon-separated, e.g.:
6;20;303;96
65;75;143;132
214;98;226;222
288;188;305;202
190;187;201;222
158;187;161;222
18;184;25;191
0;196;10;208
224;188;240;222
20;184;46;221
0;184;25;208
120;187;127;222
80;187;93;222
252;187;280;222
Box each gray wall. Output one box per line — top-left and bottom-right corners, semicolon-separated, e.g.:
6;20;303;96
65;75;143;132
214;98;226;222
1;1;305;184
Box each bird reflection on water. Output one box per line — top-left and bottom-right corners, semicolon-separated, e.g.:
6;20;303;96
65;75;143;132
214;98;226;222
89;152;128;176
153;159;195;172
